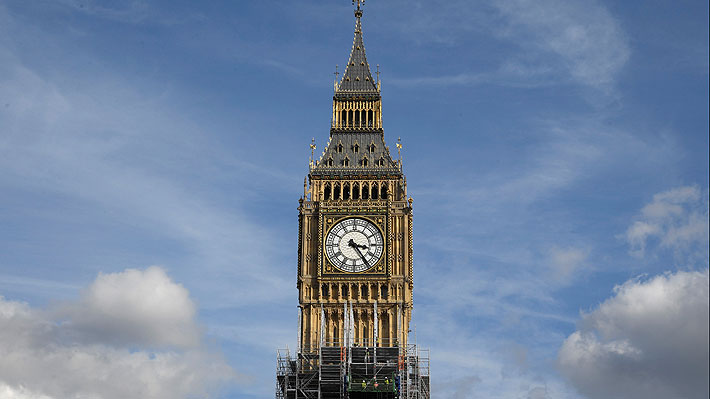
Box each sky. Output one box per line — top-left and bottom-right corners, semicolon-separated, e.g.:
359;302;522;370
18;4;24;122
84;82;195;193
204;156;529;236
0;0;708;398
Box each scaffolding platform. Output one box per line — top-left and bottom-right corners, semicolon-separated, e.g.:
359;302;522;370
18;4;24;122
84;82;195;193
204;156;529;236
276;344;429;399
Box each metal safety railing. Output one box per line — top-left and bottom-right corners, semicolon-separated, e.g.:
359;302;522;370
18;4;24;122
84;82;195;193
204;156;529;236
348;372;397;393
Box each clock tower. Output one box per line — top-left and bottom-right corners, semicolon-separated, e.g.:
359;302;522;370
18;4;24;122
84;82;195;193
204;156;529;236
298;3;412;352
277;2;429;398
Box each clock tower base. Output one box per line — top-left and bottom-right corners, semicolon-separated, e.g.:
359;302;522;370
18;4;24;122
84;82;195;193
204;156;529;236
276;343;430;399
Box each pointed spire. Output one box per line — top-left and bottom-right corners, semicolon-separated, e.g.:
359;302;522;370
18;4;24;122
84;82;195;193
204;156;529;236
336;1;378;95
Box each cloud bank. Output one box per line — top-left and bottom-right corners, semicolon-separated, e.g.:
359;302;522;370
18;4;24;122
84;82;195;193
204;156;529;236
558;269;709;399
0;267;237;399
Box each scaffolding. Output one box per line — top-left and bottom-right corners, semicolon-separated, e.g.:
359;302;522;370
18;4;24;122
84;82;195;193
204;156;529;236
276;342;430;399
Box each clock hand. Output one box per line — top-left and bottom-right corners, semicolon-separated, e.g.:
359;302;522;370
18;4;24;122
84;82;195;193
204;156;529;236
347;239;368;250
348;239;371;268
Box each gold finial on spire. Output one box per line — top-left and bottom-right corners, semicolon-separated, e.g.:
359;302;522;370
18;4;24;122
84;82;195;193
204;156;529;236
396;137;402;168
309;138;316;170
352;0;364;18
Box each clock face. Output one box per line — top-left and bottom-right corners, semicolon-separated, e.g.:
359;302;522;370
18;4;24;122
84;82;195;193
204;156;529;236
325;217;384;273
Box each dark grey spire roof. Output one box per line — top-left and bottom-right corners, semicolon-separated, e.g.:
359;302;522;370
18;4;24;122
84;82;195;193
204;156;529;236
336;8;378;96
310;4;398;177
311;132;401;177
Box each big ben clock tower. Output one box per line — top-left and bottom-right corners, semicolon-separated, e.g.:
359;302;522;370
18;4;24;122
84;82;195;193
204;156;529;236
277;2;429;398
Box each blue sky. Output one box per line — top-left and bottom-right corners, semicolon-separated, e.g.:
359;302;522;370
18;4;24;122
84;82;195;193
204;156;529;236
0;1;708;398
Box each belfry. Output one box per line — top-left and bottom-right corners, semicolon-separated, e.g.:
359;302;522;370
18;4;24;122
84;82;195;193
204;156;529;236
276;2;430;398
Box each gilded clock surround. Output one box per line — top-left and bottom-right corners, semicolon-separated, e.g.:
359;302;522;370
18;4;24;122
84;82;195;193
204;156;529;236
322;215;386;275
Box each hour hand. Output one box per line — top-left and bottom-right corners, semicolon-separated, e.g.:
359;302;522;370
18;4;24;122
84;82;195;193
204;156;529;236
348;239;368;250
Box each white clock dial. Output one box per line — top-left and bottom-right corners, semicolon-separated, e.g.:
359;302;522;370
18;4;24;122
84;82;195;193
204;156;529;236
324;217;384;273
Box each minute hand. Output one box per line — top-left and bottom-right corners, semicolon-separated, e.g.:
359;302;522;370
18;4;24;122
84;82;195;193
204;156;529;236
348;239;370;268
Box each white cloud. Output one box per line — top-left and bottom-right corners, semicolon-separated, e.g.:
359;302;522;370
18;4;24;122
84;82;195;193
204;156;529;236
527;386;551;399
0;267;239;399
57;266;200;348
625;185;709;263
558;269;709;399
0;383;52;399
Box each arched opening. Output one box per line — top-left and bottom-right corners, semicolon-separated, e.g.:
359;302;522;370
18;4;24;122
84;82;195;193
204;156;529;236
361;285;368;298
371;184;379;200
348;110;354;127
354;110;360;127
353;183;360;200
337;143;343;153
324;184;331;200
380;284;388;299
322;284;329;299
334;183;341;200
362;184;369;200
381;185;388;199
341;284;348;298
368;110;373;127
343;183;350;200
362;157;368;167
343;157;350;167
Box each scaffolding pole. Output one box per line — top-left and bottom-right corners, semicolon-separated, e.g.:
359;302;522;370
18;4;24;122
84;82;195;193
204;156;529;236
276;343;429;399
